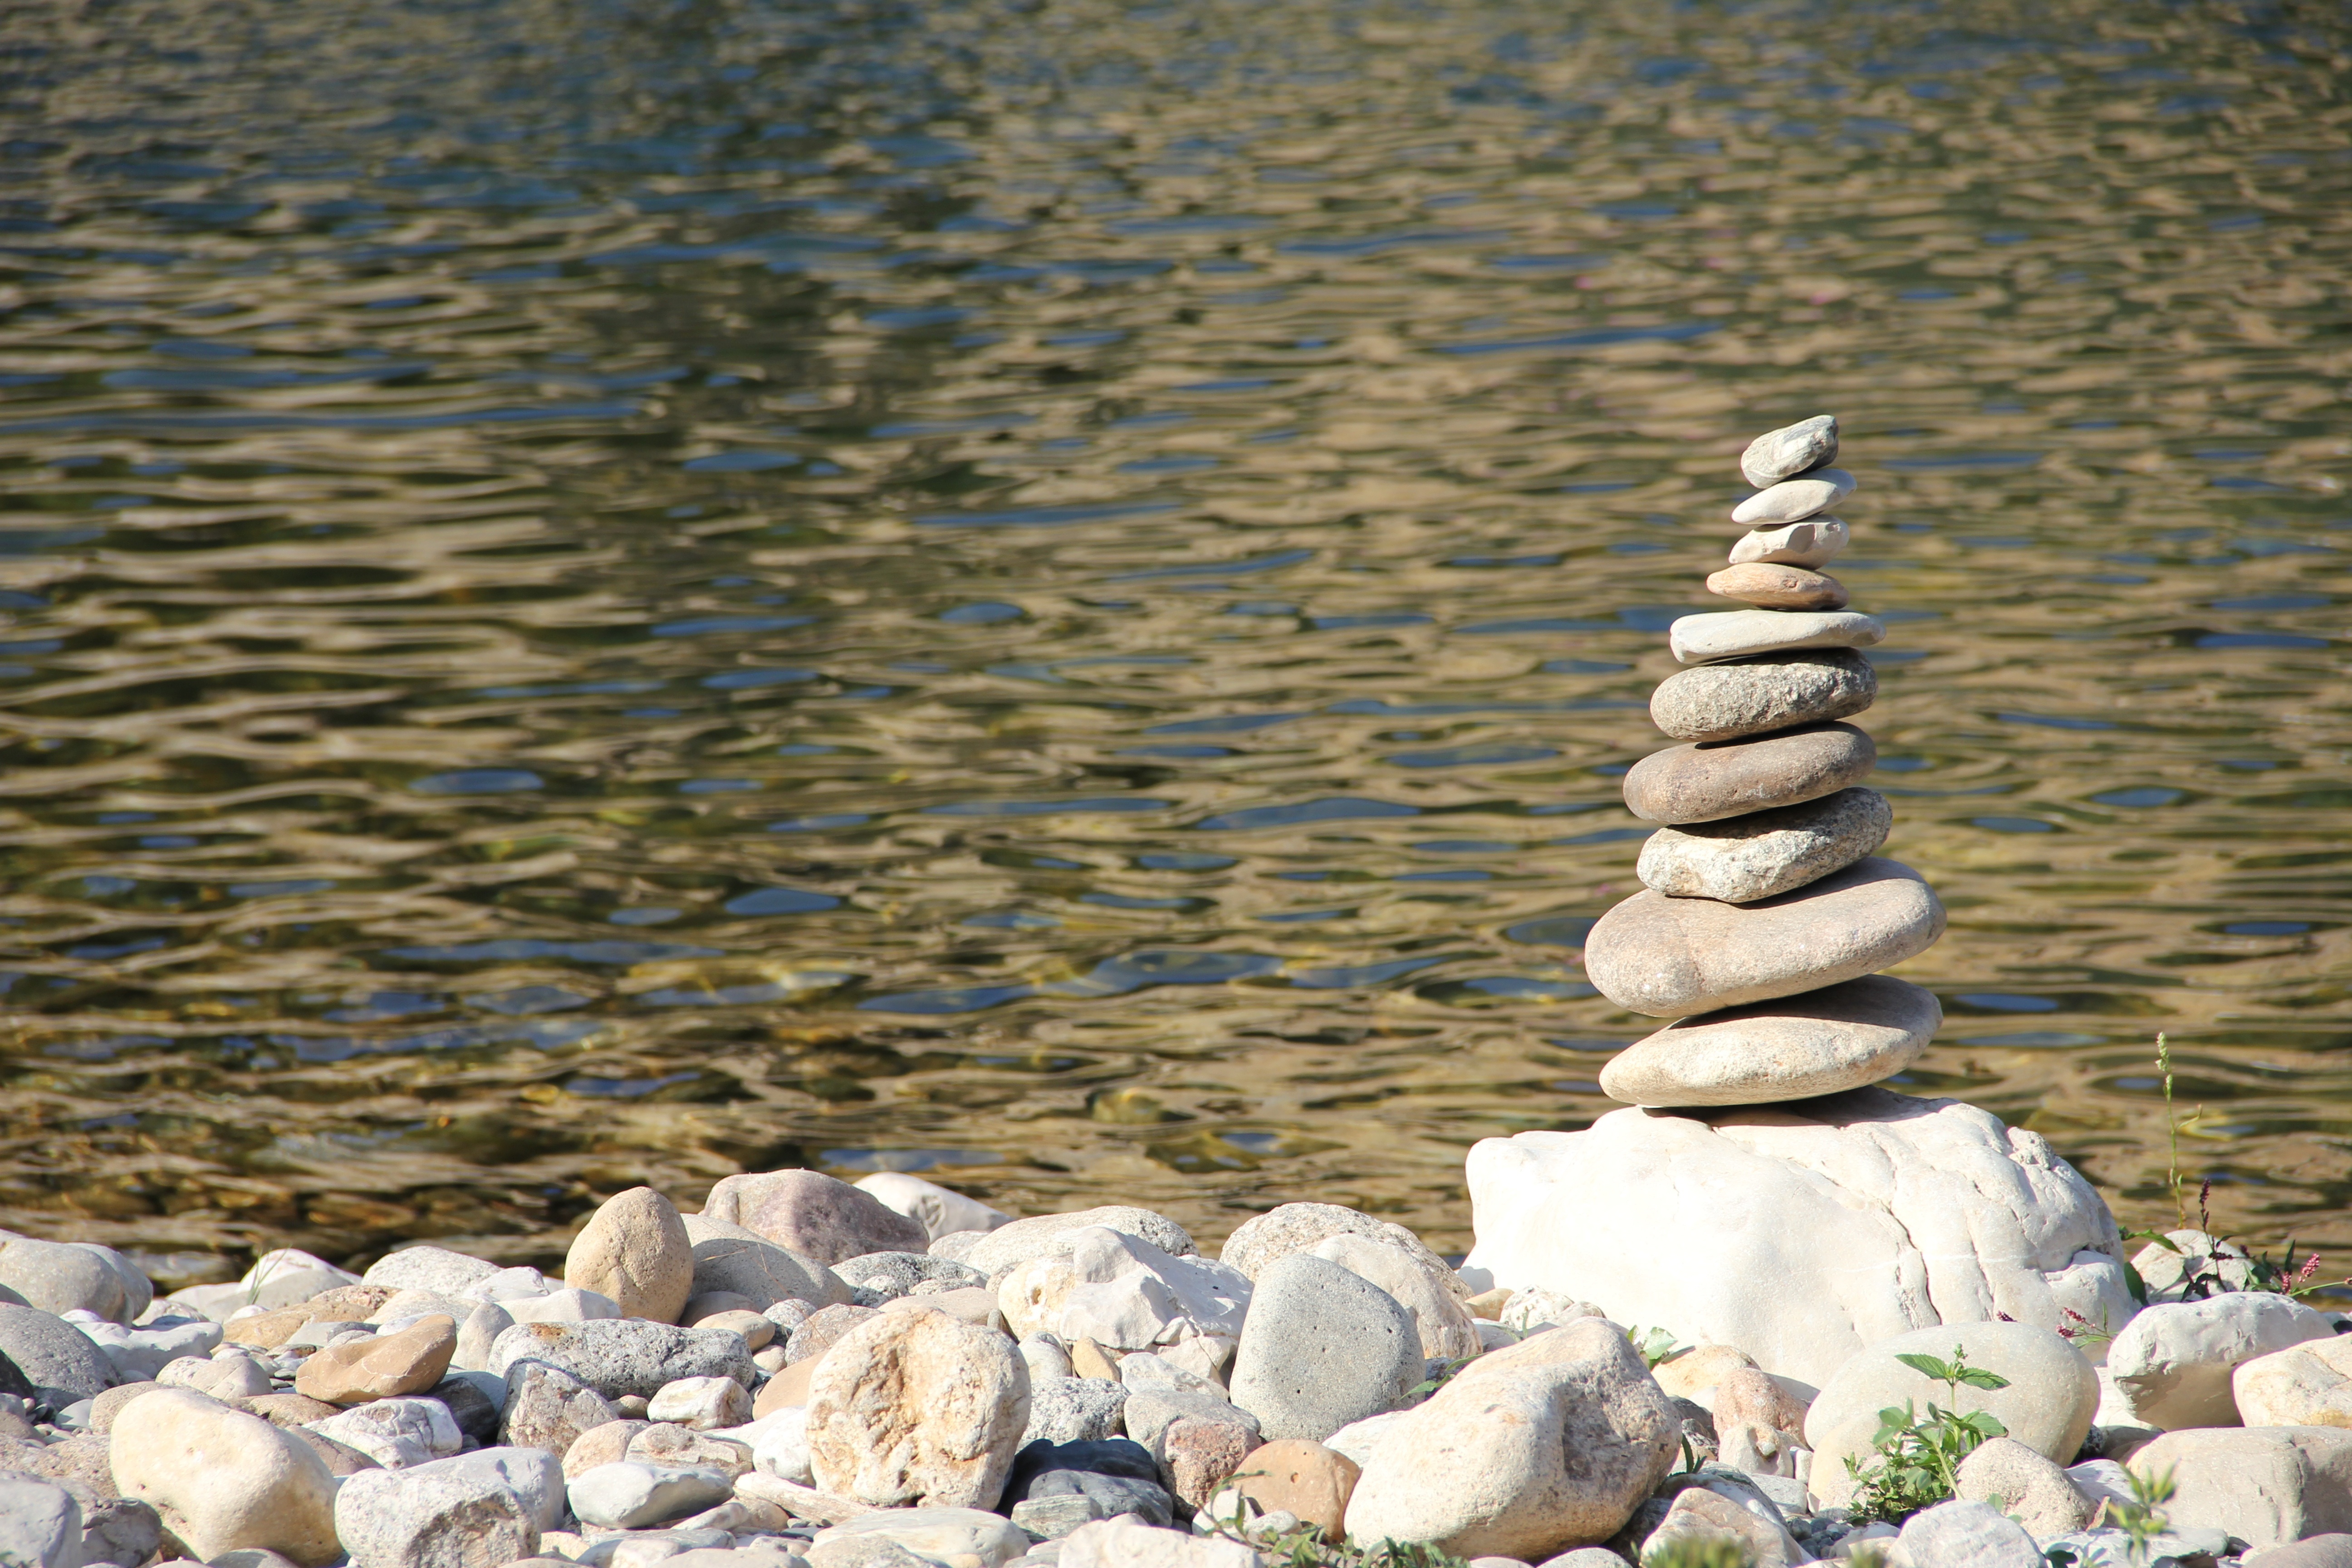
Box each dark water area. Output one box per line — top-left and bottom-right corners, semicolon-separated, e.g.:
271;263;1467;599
1;0;2349;1286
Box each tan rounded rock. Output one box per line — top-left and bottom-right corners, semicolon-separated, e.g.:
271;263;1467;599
566;1187;694;1325
1650;1344;1757;1406
692;1308;774;1348
1342;1318;1677;1561
1637;787;1891;903
1584;857;1944;1017
1599;975;1941;1107
561;1418;648;1479
1226;1439;1360;1542
755;1356;818;1417
806;1308;1030;1508
2235;1333;2352;1427
1650;649;1876;744
1806;1321;2098;1509
108;1388;340;1564
291;1315;455;1406
1705;563;1847;611
1624;723;1877;827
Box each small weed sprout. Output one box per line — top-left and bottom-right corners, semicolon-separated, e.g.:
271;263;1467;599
1841;1348;2013;1525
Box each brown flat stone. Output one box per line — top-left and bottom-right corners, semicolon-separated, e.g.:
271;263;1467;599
1705;563;1847;611
1598;975;1942;1107
291;1314;455;1406
1583;856;1945;1017
1623;723;1876;825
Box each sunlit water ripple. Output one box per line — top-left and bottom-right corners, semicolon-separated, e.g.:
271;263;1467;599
0;0;2348;1285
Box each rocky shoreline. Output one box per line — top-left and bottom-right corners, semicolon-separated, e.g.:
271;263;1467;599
5;419;2352;1568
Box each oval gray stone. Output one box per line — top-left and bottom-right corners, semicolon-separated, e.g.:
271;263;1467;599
1732;468;1854;526
1636;787;1891;903
1728;517;1848;569
1668;609;1884;666
0;1305;116;1402
1623;723;1876;826
1597;975;1942;1107
1584;856;1946;1017
1227;1254;1420;1443
1650;649;1876;744
1740;415;1839;489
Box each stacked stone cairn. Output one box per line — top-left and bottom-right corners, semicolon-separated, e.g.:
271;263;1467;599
1583;413;1949;1108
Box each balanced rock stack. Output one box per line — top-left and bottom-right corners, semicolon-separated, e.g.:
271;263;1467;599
1584;413;1947;1108
1462;417;2136;1388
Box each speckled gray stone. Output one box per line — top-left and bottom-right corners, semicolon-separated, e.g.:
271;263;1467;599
1227;1255;1419;1444
1637;787;1891;903
1584;856;1945;1017
1733;468;1854;526
1597;975;1943;1107
1740;415;1840;489
1623;724;1877;826
1021;1375;1130;1448
831;1253;987;1306
1650;650;1876;744
1669;609;1884;666
485;1319;754;1401
1728;517;1848;570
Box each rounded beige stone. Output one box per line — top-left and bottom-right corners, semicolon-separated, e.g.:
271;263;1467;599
1597;975;1942;1107
1731;468;1854;526
1705;563;1847;611
1668;609;1883;666
1649;649;1876;744
1727;517;1848;569
108;1388;341;1564
1623;723;1876;826
566;1186;694;1324
1636;787;1891;903
1583;856;1945;1017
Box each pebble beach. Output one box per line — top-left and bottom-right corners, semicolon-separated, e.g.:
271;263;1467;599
6;420;2352;1568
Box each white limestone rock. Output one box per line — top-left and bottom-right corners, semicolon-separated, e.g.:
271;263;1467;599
1461;1088;2132;1389
996;1226;1249;1379
2105;1292;2337;1429
855;1173;1012;1241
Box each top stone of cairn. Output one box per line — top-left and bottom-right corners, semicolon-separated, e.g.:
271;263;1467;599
1739;412;1838;489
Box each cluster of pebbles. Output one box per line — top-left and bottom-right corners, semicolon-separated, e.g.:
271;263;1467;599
1585;415;1948;1110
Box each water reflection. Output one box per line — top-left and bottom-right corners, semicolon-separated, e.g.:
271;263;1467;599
0;0;2347;1282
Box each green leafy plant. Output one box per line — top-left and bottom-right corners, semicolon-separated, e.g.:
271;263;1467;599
1630;1325;1688;1371
1641;1538;1754;1568
1403;1356;1473;1401
1841;1348;2013;1525
2101;1465;2177;1567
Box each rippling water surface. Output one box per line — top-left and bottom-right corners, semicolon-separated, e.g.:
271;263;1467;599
3;0;2350;1284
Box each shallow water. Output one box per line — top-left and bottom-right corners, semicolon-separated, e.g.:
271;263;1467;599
2;0;2349;1284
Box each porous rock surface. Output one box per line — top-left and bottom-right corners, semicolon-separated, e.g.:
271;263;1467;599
1463;1088;2132;1389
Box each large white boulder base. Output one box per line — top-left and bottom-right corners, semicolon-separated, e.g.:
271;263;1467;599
1462;1089;2132;1388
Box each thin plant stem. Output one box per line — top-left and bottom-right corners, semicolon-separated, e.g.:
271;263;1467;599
2158;1031;2184;1231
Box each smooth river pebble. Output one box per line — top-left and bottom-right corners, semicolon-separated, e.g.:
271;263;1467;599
1597;974;1942;1107
1622;722;1877;825
1727;517;1848;569
1731;467;1855;526
1739;414;1839;488
1668;608;1884;665
1583;855;1945;1016
1636;786;1891;903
